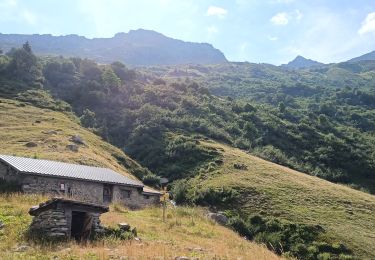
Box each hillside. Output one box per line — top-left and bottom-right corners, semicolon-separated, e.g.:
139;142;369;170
0;29;227;66
179;140;375;258
0;99;279;259
0;194;279;259
0;97;141;177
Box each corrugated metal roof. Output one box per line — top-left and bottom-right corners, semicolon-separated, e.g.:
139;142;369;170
0;154;143;187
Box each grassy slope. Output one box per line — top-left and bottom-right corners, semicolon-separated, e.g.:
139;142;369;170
0;98;278;259
0;195;279;259
0;98;138;177
188;141;375;258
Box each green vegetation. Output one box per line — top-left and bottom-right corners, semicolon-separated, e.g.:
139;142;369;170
227;215;352;259
2;44;375;192
1;43;375;259
169;141;375;259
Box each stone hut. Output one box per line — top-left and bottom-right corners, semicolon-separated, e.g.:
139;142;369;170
29;198;108;240
0;154;160;208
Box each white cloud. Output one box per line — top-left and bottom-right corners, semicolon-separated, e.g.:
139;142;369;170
0;0;38;26
358;12;375;35
270;10;302;26
21;9;37;25
270;12;289;25
268;35;278;41
206;6;227;18
295;9;303;21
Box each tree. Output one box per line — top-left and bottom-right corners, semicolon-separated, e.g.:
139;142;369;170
102;67;121;93
7;42;41;83
80;109;97;128
278;102;286;113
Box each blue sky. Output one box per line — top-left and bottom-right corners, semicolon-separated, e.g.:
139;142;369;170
0;0;374;64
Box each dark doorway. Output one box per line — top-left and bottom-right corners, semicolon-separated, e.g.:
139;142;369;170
103;184;113;203
71;211;93;241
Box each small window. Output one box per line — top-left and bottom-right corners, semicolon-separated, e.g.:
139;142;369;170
122;190;131;198
144;195;150;200
60;183;65;191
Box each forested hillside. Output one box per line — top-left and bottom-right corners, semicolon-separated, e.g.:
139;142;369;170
141;62;375;193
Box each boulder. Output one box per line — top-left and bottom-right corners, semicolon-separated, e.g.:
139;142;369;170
70;135;85;145
14;245;31;252
233;163;248;170
207;212;228;225
25;142;38;148
118;223;131;232
66;144;79;152
0;220;4;229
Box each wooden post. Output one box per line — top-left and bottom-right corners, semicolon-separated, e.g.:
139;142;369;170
160;187;169;222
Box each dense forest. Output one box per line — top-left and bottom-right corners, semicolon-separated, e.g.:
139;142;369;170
1;43;375;194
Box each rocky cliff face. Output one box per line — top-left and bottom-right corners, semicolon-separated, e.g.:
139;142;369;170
0;29;227;66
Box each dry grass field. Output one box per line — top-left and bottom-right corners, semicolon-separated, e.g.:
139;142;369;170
0;193;280;260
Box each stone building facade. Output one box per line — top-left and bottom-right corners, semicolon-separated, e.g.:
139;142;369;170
0;155;160;208
29;198;108;240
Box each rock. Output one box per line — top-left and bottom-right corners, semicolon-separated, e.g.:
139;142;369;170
131;227;137;236
215;158;224;165
70;135;85;145
118;223;131;232
0;221;4;229
35;120;41;124
49;232;67;237
46;130;58;135
66;144;79;152
14;245;31;252
233;163;248;170
25;142;38;148
134;237;141;242
207;212;228;225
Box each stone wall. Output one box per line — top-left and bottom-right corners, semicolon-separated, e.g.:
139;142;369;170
22;175;104;204
0;161;21;182
29;209;69;239
112;185;159;209
29;208;106;240
0;160;160;208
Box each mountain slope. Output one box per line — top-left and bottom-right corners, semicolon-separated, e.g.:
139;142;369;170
282;55;324;69
348;50;375;62
0;97;142;177
0;29;227;66
182;140;375;258
0;98;279;260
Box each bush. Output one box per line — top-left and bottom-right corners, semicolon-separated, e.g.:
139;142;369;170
171;180;190;204
227;215;352;259
193;187;240;206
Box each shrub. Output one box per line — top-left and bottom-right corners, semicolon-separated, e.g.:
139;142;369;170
193;187;240;206
227;215;352;259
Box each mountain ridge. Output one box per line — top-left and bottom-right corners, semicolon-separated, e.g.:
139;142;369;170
0;29;227;66
348;50;375;62
282;55;324;69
